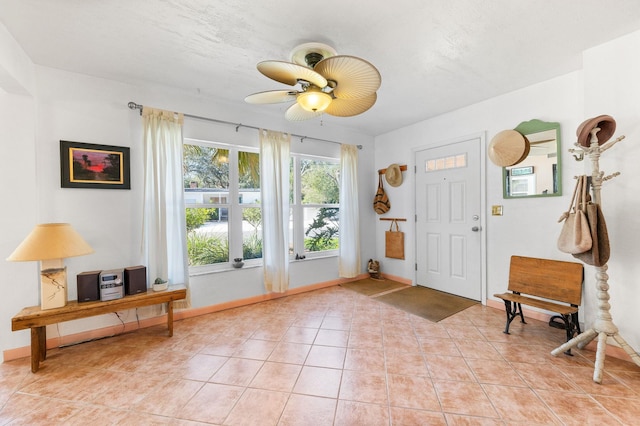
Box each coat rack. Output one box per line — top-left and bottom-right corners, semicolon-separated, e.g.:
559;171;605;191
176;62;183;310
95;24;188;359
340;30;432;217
551;127;640;383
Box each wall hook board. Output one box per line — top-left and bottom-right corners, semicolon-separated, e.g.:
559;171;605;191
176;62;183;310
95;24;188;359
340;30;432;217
378;165;407;175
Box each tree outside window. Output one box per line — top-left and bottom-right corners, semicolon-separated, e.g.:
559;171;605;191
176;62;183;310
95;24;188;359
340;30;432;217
183;142;261;268
183;141;340;270
292;156;340;257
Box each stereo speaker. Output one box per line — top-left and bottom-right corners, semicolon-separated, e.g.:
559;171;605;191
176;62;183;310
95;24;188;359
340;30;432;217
124;265;147;295
77;271;100;303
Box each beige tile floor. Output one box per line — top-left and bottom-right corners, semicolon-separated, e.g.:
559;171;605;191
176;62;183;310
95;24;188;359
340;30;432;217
1;285;639;425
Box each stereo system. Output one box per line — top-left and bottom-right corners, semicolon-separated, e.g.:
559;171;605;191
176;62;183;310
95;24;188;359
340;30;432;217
76;265;147;303
99;269;125;301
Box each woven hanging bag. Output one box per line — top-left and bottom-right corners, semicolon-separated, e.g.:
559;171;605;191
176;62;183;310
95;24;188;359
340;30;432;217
373;174;390;214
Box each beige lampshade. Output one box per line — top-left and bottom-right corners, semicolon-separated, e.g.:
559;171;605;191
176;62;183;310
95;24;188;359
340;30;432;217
7;223;94;261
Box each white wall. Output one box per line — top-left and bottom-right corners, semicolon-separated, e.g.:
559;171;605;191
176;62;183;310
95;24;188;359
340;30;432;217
374;30;640;353
581;30;640;352
0;29;376;358
0;23;35;95
0;25;38;352
0;93;37;352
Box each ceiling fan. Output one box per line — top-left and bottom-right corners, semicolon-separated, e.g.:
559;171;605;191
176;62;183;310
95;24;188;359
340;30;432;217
244;42;381;121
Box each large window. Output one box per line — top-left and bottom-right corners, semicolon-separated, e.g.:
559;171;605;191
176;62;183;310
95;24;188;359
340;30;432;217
290;155;340;258
183;141;261;269
183;141;339;270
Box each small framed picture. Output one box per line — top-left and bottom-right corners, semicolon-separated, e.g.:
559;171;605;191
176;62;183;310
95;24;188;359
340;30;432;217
60;140;130;189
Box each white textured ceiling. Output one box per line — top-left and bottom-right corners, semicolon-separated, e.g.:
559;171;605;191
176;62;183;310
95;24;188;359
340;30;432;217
2;0;640;136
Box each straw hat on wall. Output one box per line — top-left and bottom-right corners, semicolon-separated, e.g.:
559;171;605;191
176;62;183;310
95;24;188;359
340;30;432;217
488;129;529;167
385;164;403;187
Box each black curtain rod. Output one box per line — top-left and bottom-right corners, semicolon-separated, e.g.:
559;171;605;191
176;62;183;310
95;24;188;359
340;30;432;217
127;102;362;149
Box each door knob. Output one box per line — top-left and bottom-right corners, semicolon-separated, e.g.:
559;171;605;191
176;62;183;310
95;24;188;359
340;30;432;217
471;226;481;232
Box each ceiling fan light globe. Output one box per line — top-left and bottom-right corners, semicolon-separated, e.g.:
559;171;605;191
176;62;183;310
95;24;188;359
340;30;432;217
297;90;332;112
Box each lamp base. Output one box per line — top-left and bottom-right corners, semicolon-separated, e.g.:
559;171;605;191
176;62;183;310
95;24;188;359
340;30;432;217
40;266;67;310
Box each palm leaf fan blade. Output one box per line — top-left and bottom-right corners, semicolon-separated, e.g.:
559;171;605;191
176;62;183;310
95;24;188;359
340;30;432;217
245;90;297;104
314;55;381;99
257;61;327;88
324;93;377;117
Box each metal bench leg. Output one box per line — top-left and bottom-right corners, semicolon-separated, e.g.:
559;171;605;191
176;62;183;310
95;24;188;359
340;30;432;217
572;312;581;335
554;314;575;356
548;312;581;356
502;301;526;334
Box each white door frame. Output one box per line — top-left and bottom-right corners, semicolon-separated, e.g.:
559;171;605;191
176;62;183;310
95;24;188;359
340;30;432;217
412;132;488;304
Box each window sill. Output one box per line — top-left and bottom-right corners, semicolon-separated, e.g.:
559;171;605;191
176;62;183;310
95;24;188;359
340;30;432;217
189;263;262;277
188;253;337;277
293;253;337;262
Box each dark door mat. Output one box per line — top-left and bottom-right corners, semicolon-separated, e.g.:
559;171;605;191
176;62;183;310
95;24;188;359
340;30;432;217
374;285;478;322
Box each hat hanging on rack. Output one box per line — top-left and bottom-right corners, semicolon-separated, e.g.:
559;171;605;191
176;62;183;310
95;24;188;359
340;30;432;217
576;115;616;147
385;163;403;187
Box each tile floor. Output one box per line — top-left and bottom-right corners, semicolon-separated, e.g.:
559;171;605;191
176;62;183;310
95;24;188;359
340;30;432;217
1;285;639;425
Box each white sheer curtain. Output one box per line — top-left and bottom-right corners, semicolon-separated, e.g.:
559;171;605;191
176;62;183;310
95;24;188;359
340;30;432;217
142;107;189;307
339;144;361;277
259;129;291;293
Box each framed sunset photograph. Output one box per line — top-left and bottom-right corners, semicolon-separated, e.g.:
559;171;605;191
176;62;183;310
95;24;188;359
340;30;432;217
60;140;131;189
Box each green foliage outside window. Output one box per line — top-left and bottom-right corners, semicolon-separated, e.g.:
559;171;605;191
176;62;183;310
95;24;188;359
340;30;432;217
184;145;262;266
187;232;228;266
300;159;339;204
183;145;229;189
185;208;216;233
243;233;263;260
300;159;340;252
304;207;339;251
242;207;262;259
184;143;340;265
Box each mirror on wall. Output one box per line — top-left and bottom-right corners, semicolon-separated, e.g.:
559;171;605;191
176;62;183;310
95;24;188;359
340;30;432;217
503;119;561;198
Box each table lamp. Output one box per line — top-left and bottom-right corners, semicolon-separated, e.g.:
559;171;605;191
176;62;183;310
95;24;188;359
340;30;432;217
7;223;94;310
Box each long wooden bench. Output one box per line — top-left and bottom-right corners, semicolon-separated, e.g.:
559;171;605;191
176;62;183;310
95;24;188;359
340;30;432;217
494;256;583;354
12;285;187;372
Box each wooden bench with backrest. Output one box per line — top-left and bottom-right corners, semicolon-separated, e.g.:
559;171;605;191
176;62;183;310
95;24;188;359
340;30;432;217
494;255;584;353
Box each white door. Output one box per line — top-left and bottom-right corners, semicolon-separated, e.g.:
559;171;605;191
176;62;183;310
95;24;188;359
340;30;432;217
415;137;482;300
